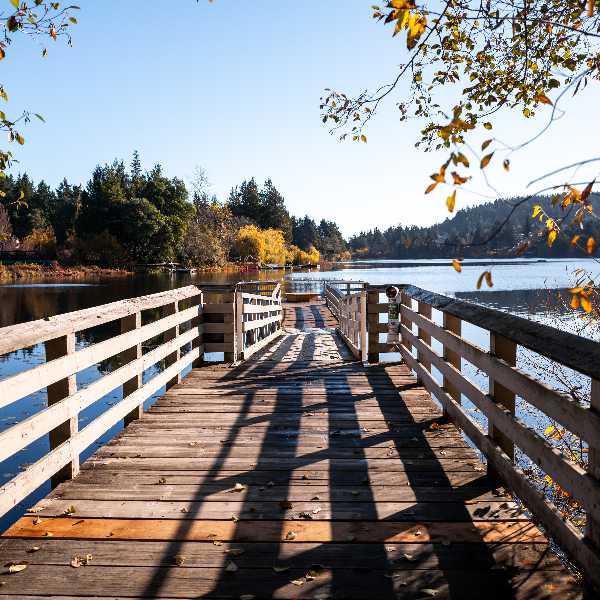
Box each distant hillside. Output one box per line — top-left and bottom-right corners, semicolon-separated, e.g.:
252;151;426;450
436;193;600;235
347;193;600;259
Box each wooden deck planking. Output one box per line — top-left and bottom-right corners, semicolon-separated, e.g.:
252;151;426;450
0;300;581;598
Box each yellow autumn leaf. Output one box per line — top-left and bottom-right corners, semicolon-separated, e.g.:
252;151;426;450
425;182;439;194
547;228;557;247
481;140;492;151
533;94;553;105
532;206;542;218
476;272;485;290
570;235;580;248
503;159;510;172
430;422;440;430
405;238;412;249
581;294;592;313
588;237;595;254
484;271;493;287
446;190;456;212
452;259;461;272
517;242;528;253
480;152;494;169
571;295;580;309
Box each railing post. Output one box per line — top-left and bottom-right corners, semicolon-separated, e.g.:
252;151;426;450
488;332;517;471
223;292;235;362
360;291;367;362
417;301;432;391
121;312;143;427
236;291;244;361
191;291;204;368
44;333;78;488
585;378;600;600
163;300;180;390
367;291;379;363
443;313;462;425
400;292;412;358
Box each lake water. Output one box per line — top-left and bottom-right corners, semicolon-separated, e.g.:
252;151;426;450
0;258;595;533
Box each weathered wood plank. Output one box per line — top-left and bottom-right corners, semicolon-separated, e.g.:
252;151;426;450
3;517;545;543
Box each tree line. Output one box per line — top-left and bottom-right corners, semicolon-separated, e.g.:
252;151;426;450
348;194;600;259
0;154;349;268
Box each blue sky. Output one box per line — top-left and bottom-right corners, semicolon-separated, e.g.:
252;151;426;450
3;0;599;237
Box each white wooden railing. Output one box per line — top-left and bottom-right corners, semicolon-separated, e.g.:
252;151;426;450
236;283;282;360
335;282;600;598
0;286;206;511
338;291;367;361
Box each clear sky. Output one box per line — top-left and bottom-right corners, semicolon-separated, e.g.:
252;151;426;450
3;0;599;238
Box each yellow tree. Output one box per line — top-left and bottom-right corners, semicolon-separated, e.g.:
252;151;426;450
232;225;266;262
263;228;287;265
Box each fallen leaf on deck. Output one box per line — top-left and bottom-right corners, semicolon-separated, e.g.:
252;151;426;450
220;439;228;443
347;535;355;541
285;532;297;540
280;500;294;509
523;560;533;564
226;560;237;572
208;533;218;537
430;423;440;430
412;437;418;442
353;450;362;454
361;523;370;531
259;487;266;491
291;579;304;585
159;478;167;484
234;483;245;492
70;557;85;568
548;585;558;589
213;541;224;546
71;520;84;527
442;537;451;546
273;566;290;572
363;477;371;484
473;467;484;472
86;554;92;565
27;547;41;552
464;501;477;505
26;506;45;513
470;527;477;532
415;530;422;536
385;572;401;578
440;451;446;456
406;461;414;465
0;582;6;585
189;441;198;446
268;481;274;486
404;553;417;561
386;546;397;552
9;565;26;573
174;555;185;566
232;516;240;522
225;549;246;556
405;509;414;515
303;474;309;479
306;570;318;580
420;589;438;597
249;505;255;512
401;440;408;448
313;508;322;514
181;508;189;513
43;532;53;536
312;495;321;500
299;512;313;519
239;596;255;600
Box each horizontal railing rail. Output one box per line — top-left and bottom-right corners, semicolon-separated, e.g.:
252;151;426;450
356;283;600;597
0;286;207;515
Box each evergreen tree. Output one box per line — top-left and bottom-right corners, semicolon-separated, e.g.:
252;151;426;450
291;215;320;251
228;178;262;225
471;221;487;245
130;150;143;198
54;179;80;245
260;179;291;241
522;216;533;237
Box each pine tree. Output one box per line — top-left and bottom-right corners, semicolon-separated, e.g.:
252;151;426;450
260;179;292;241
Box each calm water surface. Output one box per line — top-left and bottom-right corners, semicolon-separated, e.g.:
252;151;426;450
0;258;595;532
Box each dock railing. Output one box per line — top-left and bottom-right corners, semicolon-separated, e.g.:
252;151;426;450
236;282;282;360
0;285;205;514
339;282;600;598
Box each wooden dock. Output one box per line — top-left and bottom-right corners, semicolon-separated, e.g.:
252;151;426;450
0;298;581;599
